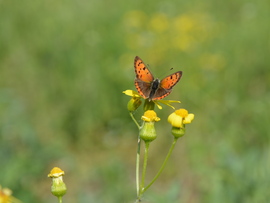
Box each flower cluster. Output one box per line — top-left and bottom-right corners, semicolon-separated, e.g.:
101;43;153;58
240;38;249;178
123;89;194;138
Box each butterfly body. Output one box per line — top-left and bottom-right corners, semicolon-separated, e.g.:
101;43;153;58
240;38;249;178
134;56;182;101
149;79;160;99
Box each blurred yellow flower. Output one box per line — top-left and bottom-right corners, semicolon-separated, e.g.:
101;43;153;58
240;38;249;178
0;185;21;203
122;9;216;55
122;10;148;49
150;13;169;33
172;15;196;51
123;10;147;29
173;34;194;51
173;14;195;33
199;53;226;71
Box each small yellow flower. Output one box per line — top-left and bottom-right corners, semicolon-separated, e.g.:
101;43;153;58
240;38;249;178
168;109;194;128
48;167;65;178
48;167;67;198
0;185;21;203
141;110;160;122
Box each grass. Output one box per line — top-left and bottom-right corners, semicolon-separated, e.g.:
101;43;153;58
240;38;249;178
0;0;269;202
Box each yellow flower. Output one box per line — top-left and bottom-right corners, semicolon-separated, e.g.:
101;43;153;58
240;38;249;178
141;110;160;122
168;109;194;128
168;109;194;138
0;185;21;203
48;167;67;198
48;167;65;178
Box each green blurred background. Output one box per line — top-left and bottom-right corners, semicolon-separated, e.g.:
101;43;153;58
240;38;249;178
0;0;269;202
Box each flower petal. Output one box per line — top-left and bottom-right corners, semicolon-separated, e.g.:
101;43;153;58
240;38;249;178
168;112;183;128
155;99;181;109
123;90;141;97
183;114;195;124
153;101;163;109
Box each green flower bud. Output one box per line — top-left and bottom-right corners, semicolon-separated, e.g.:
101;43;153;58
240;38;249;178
51;177;67;197
140;121;157;142
171;126;186;138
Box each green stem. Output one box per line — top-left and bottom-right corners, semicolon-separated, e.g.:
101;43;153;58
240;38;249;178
130;112;141;129
131;112;141;196
130;112;142;199
136;136;141;197
143;137;178;193
138;141;150;200
58;196;63;203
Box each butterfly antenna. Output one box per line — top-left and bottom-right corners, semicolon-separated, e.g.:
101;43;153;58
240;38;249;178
159;67;174;78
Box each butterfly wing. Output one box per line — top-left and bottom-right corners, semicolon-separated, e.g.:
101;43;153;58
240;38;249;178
134;56;154;82
160;71;182;90
134;56;154;99
151;71;182;100
134;79;152;99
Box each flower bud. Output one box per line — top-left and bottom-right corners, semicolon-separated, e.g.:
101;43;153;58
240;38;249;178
171;126;186;138
140;121;157;142
127;97;142;112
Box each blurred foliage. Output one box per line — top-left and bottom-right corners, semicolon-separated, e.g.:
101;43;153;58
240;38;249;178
0;0;270;202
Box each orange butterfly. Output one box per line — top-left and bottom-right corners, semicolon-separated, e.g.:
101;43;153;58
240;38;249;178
134;56;182;101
